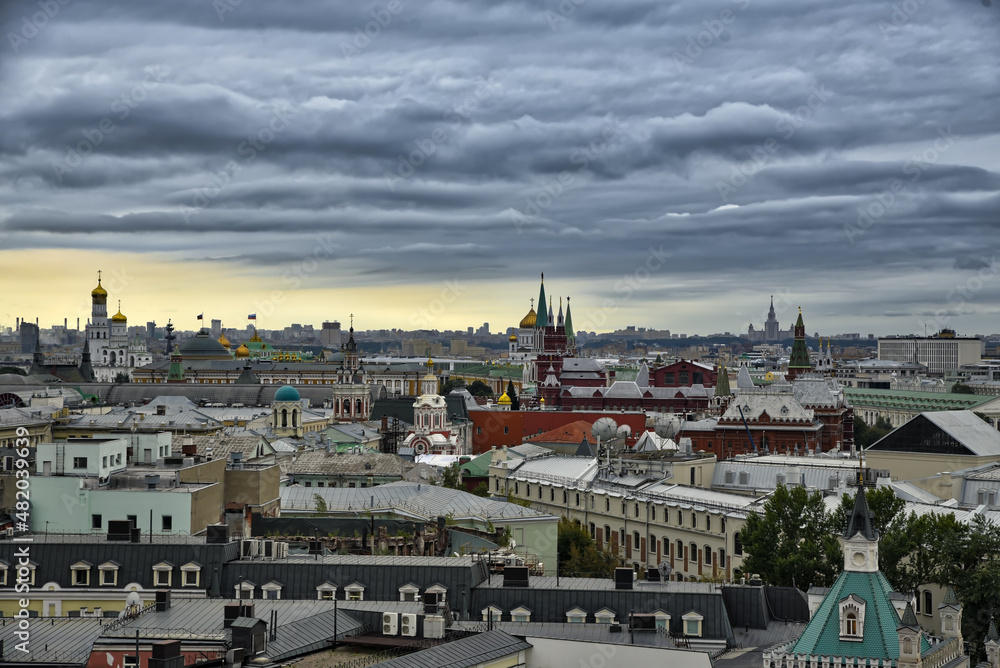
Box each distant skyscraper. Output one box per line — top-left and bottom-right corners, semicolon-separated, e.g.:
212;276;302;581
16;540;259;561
19;322;39;354
321;320;342;348
211;319;222;339
764;295;779;342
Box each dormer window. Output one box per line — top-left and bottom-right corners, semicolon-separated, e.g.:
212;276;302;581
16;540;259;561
839;595;866;641
152;562;173;587
99;561;120;586
71;561;92;586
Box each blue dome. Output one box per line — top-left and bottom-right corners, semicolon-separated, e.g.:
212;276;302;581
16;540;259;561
274;385;300;402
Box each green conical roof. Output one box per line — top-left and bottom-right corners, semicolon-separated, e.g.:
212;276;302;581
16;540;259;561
986;617;999;644
795;309;805;328
941;585;961;609
790;570;930;659
845;488;879;541
898;602;919;629
536;274;548;328
166;345;185;383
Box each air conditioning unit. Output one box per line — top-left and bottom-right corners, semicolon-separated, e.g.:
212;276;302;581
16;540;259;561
275;542;289;559
382;612;398;635
262;540;275;559
241;540;259;558
400;613;417;637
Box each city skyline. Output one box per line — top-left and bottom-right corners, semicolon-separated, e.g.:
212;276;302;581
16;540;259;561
3;1;1000;337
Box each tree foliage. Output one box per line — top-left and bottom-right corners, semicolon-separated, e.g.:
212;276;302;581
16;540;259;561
313;493;328;514
557;517;619;578
506;380;520;410
951;382;975;394
468;380;493;397
0;366;26;376
741;485;843;589
113;371;131;383
854;416;894;448
441;462;463;490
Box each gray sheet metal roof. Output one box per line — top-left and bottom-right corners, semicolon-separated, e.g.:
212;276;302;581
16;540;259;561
281;481;552;521
0;618;105;665
470;578;735;642
370;629;532;668
451;620;679;647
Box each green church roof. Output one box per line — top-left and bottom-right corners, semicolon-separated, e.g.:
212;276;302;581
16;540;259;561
790;570;930;659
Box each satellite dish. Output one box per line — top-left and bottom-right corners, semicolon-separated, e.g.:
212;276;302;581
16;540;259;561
592;418;618;442
653;415;680;440
125;591;142;608
616;425;631;439
658;561;672;578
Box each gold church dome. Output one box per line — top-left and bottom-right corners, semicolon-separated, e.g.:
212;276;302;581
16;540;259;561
509;334;518;342
519;308;537;328
218;332;231;349
92;275;108;300
235;343;250;358
498;392;511;405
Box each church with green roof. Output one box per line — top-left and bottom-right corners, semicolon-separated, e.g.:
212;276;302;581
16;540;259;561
764;489;969;668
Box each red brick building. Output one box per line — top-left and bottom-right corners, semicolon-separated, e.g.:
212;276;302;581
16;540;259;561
468;409;647;455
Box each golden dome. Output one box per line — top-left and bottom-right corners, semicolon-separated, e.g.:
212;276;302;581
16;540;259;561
426;357;434;368
218;332;230;349
235;343;250;358
519;308;537;329
110;301;126;323
509;334;518;342
92;273;107;300
248;328;262;343
497;392;511;405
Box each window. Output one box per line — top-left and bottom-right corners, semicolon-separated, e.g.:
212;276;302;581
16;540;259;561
316;582;337;600
563;490;568;503
724;470;734;484
839;596;865;640
262;582;282;600
91;514;102;530
706;516;711;532
720;518;726;533
903;637;913;654
235;582;255;599
704;545;712;565
503;427;509;434
605;498;610;511
650;534;658;554
650;507;656;521
738;471;749;485
655;612;671;631
734;532;742;555
102;456;107;468
676;539;684;559
575;493;580;507
845;613;858;636
73;457;88;469
153;562;173;587
345;583;365;601
71;562;91;586
477;427;482;434
690;468;695;485
620;529;626;546
691;512;696;527
634;503;640;518
566;608;587;623
399;584;419;602
161;515;173;532
482;606;503;622
589;523;596;539
550;489;555;501
181;563;201;587
690;542;698;562
595;608;616;624
511;606;532;622
633;531;640;550
604;525;611;543
719;548;726;567
99;562;119;586
677;510;683;524
923;591;932;616
682;611;704;637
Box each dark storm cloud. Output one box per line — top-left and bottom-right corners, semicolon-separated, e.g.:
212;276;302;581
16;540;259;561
3;0;1000;332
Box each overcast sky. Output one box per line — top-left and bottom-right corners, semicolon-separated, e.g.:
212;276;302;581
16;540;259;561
2;0;999;337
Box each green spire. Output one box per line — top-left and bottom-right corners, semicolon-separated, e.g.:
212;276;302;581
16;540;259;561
986;617;999;643
716;364;730;397
536;273;548;328
898;602;919;629
788;307;812;372
564;296;575;343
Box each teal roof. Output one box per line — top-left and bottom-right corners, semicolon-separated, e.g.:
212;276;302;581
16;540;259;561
274;384;301;402
844;387;994;411
460;452;493;478
790;570;930;659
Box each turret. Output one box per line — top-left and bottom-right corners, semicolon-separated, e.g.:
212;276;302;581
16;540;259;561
938;585;963;645
897;603;923;668
843;487;879;573
985;617;999;668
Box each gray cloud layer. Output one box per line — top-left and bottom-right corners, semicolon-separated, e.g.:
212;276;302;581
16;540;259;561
2;0;1000;334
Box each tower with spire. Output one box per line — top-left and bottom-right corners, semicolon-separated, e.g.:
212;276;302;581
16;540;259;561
765;295;780;341
785;307;813;381
84;271;151;381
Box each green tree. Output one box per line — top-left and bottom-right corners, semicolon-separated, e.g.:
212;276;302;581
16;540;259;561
557;518;619;578
741;484;842;589
113;371;131;383
471;481;489;497
468;380;493;398
441;462;463;490
506;380;520;410
313;493;328;514
854;416;893;448
0;366;26;376
951;382;975;394
441;378;466;395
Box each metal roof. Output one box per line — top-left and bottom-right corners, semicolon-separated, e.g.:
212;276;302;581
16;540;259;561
370;630;532;668
920;411;1000;456
0;618;105;665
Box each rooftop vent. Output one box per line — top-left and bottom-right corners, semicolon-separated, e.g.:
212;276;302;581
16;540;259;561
145;474;160;490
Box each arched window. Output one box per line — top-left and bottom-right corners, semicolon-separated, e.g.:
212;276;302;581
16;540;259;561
704;545;712;565
550;489;555;501
677;510;683;524
720;517;726;533
690;543;698;563
676;540;684;559
634;503;639;518
845;612;858;636
633;532;640;550
923;591;932;614
903;637;913;654
281;409;288;427
620;529;626;546
719;548;726;567
605;498;610;512
706;516;711;532
604;525;611;543
691;512;697;527
734;532;742;555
